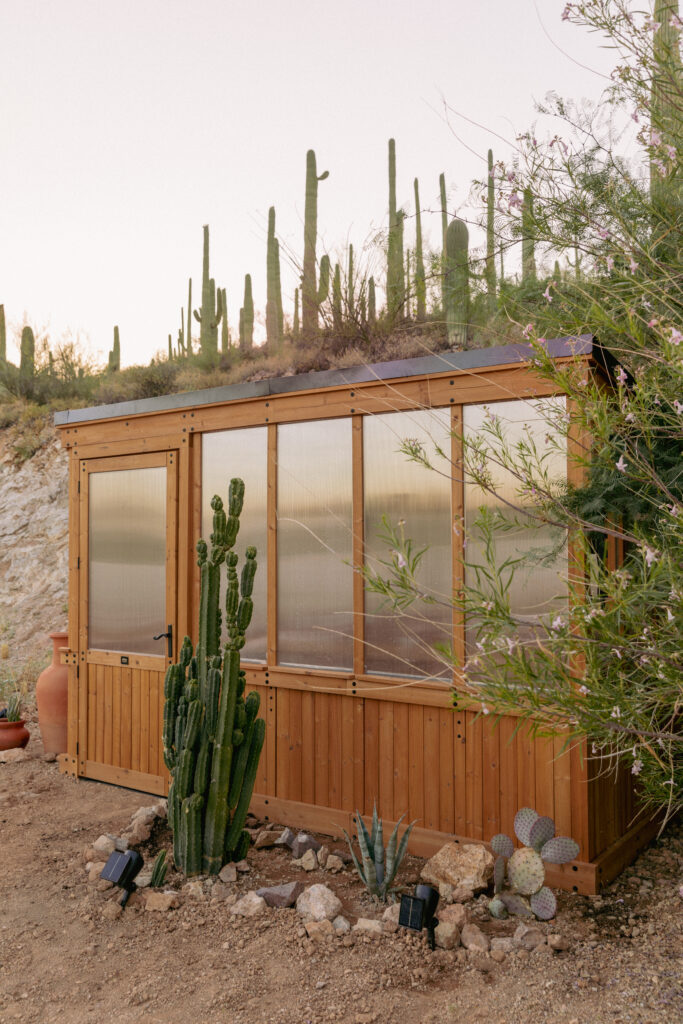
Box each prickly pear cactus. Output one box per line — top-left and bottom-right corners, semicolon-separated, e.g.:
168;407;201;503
488;808;578;922
163;478;265;876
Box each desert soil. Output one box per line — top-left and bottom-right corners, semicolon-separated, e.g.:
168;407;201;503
1;721;682;1024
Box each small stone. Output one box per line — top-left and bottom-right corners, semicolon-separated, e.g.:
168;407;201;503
296;884;342;922
113;837;129;852
131;805;158;825
305;919;335;941
514;923;545;951
135;871;153;889
96;878;113;892
274;826;296;848
438;903;468;929
92;835;117;857
291;831;322;859
382;919;398;935
382;903;401;925
325;854;344;873
256;882;305;908
82;846;98;863
152;800;167;818
460;923;490;952
42;751;58;762
435;921;460;950
342;935;354;948
126;819;152;845
102;900;123;921
548;933;569;951
254;829;282;850
145;891;180;912
183;880;205;900
218;863;237;883
211;882;233;901
468;951;494;972
235;859;250;873
490;936;515;954
88;862;107;883
230;891;266;917
0;747;29;763
352;918;383;936
490;948;506;963
317;845;330;867
332;915;350;935
332;847;353;864
299;849;318;871
421;842;494;897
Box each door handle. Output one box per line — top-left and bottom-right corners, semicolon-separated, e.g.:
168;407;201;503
153;624;173;659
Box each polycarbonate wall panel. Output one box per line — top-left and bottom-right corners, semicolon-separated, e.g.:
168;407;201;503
364;409;452;679
202;428;268;661
277;419;353;669
89;467;166;655
463;398;568;652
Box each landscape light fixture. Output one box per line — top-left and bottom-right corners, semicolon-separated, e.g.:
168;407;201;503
398;883;440;949
100;850;144;908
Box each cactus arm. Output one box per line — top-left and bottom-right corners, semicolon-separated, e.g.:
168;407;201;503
385;819;415;891
224;716;265;851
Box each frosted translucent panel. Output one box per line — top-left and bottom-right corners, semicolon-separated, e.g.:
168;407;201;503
202;428;268;661
89;468;166;655
464;399;568;650
364;409;452;679
278;419;353;669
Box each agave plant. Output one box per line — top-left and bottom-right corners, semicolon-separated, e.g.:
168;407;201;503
488;807;580;921
149;850;168;888
343;805;415;902
6;693;22;723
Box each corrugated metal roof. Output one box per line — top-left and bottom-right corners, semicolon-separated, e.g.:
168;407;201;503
54;334;600;426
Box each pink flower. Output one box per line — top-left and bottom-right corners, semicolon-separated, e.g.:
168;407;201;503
666;145;677;161
616;366;628;385
653;159;667;178
551;615;565;631
672;14;683;31
648;318;658;328
625;412;635;423
631;759;643;776
670;327;683;346
615;454;627;473
674;400;683;415
543;284;553;303
629;257;639;274
598;227;610;239
643;546;658;567
508;191;523;209
561;4;571;21
481;705;490;716
522;323;534;340
606;256;615;272
578;684;590;696
392;550;407;569
650;129;662;147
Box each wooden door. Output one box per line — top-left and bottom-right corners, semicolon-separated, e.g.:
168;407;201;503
77;451;177;794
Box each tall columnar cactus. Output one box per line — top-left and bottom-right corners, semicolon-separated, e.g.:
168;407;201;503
368;276;376;327
19;325;35;380
332;263;342;332
0;304;6;362
163;478;266;877
108;326;120;372
239;274;254;351
439;172;448;314
488;808;580;922
386;138;405;320
292;287;300;339
220;289;230;354
444;218;469;347
301;149;330;338
414;178;426;321
266;206;283;349
194;225;223;355
522;188;536;283
486;149;497;313
346;244;354;321
186;278;193;355
168;334;173;361
651;1;682;221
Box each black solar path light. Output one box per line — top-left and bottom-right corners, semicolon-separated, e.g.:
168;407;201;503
100;850;144;908
398;883;440;949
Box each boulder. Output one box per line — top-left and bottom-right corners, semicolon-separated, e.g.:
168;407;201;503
230;891;266;918
420;843;494;896
460;922;490;952
256;882;304;908
291;832;322;859
295;884;342;922
435;921;460;950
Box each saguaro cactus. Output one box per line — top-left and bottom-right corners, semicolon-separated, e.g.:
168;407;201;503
522;188;536;283
220;288;230;354
239;274;254;351
332;263;342;332
444;218;469;348
439;172;448;315
107;326;120;372
266;207;283;349
486;149;497;313
368;276;376;327
20;325;35;379
301;149;330;338
386;138;405;319
194;225;223;355
414;178;426;321
346;244;354;321
163;479;266;876
292;287;300;339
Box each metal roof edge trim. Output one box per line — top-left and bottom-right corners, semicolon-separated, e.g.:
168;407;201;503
53;334;596;427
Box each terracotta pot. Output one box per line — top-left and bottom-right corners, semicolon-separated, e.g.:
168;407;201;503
35;631;69;755
0;719;30;751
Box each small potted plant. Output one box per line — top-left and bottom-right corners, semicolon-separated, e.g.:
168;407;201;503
0;693;30;752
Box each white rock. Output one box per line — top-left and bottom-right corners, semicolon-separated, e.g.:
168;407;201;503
317;845;330;868
421;842;494;896
325;854;344;873
295;884;342;922
230;891;266;918
382;903;401;925
435;921;460;950
352;918;383;936
299;849;318;871
332;915;351;935
460;922;490;952
92;835;116;857
218;863;237;883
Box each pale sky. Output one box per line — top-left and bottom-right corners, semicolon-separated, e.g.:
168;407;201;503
1;1;619;367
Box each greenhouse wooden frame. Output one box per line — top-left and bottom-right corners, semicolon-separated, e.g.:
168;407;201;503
54;336;656;893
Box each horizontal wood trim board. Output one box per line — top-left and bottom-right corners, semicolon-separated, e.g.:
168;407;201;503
592;812;663;888
70;435;186;459
83;760;166;795
56;366;571;447
249;794;599;894
86;650;167;670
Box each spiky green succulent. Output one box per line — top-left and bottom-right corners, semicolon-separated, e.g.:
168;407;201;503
343;804;415;902
488;807;579;922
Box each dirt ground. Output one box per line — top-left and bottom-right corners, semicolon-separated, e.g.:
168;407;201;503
1;723;682;1024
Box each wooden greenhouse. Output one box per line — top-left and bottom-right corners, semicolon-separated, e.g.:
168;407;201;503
54;337;654;893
